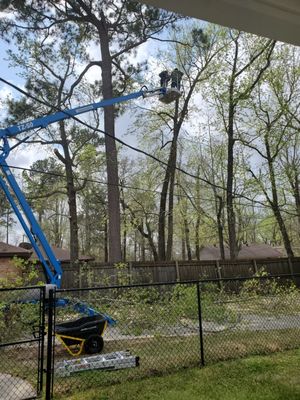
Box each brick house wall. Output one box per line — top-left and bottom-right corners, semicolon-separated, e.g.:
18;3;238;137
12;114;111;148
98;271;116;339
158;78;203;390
0;257;22;280
0;242;32;282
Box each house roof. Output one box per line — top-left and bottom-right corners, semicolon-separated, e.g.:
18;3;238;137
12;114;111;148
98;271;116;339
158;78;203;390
200;244;283;261
143;0;300;46
0;241;32;258
18;242;94;263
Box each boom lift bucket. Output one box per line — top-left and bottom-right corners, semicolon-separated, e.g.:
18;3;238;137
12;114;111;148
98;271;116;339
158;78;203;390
159;88;181;104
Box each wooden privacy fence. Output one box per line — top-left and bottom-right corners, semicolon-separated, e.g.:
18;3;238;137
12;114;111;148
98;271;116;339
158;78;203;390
37;257;300;288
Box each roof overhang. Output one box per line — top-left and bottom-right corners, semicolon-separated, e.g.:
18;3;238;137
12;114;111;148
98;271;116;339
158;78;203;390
142;0;300;46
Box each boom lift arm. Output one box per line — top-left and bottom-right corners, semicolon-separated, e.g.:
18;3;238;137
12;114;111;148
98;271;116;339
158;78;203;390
0;86;176;288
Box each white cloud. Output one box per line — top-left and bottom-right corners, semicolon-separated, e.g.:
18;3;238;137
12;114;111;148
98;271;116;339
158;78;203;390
0;85;12;100
0;11;14;20
86;42;101;60
7;143;49;168
74;41;154;85
0;81;27;121
0;85;13;116
3;144;50;245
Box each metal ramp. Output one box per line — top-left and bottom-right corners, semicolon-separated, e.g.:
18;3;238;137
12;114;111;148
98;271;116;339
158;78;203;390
55;351;139;377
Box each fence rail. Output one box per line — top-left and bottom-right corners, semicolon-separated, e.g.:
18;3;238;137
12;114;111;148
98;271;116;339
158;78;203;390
35;257;300;288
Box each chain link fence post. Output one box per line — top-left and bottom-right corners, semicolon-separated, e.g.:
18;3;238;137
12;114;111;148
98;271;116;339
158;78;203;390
45;286;55;400
197;282;205;366
37;285;46;394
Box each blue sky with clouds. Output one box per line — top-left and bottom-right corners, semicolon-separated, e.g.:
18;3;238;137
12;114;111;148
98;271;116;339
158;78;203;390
0;40;23;89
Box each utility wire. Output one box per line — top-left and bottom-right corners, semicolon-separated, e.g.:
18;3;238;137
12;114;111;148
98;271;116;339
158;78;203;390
1;162;275;210
0;76;296;215
4;161;298;217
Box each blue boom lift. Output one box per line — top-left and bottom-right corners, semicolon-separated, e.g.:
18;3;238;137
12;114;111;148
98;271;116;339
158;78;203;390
0;84;181;355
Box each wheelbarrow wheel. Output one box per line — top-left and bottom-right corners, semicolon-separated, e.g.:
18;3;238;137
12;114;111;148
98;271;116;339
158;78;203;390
84;334;104;354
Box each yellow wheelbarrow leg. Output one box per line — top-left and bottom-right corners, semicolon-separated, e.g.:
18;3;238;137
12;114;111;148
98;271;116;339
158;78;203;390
56;333;85;356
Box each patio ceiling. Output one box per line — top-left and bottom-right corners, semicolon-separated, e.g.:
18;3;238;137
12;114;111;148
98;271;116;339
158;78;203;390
143;0;300;46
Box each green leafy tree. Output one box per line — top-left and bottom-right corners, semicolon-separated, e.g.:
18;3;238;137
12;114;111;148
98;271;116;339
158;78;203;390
22;157;67;246
0;0;180;263
131;24;225;260
76;144;108;259
208;31;275;259
4;35;103;263
239;47;297;257
0;190;14;241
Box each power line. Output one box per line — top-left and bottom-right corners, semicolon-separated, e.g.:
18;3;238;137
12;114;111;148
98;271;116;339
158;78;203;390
7;197;294;240
1;162;175;197
0;76;296;216
3;162;298;217
0;162;238;206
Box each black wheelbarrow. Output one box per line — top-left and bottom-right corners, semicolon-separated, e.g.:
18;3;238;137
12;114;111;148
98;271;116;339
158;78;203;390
55;314;110;356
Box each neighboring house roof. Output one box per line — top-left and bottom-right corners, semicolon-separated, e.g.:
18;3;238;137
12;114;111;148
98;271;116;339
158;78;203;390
18;242;94;263
0;241;32;258
200;244;283;261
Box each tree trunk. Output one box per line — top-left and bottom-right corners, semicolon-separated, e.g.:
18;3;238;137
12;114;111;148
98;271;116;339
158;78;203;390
158;173;169;260
158;64;204;261
181;234;186;260
294;173;300;229
120;190;127;261
289;170;300;238
134;231;137;261
159;100;181;261
195;167;201;261
145;221;158;261
273;207;294;257
184;218;192;260
166;101;180;260
216;195;226;260
195;214;201;260
104;219;108;262
98;15;122;263
266;138;294;257
53;199;61;247
84;193;91;254
123;223;127;262
58;121;79;265
141;233;146;261
226;104;238;259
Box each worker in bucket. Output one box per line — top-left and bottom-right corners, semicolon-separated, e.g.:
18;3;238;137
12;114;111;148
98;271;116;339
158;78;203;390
159;70;170;87
171;68;184;90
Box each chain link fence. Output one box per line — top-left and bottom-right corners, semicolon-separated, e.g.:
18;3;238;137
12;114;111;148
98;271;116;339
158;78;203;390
0;286;45;400
199;276;300;363
52;274;300;398
53;283;201;397
1;275;300;399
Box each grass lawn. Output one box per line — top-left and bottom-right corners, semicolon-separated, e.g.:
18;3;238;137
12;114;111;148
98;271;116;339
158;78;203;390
59;348;300;400
51;328;300;397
